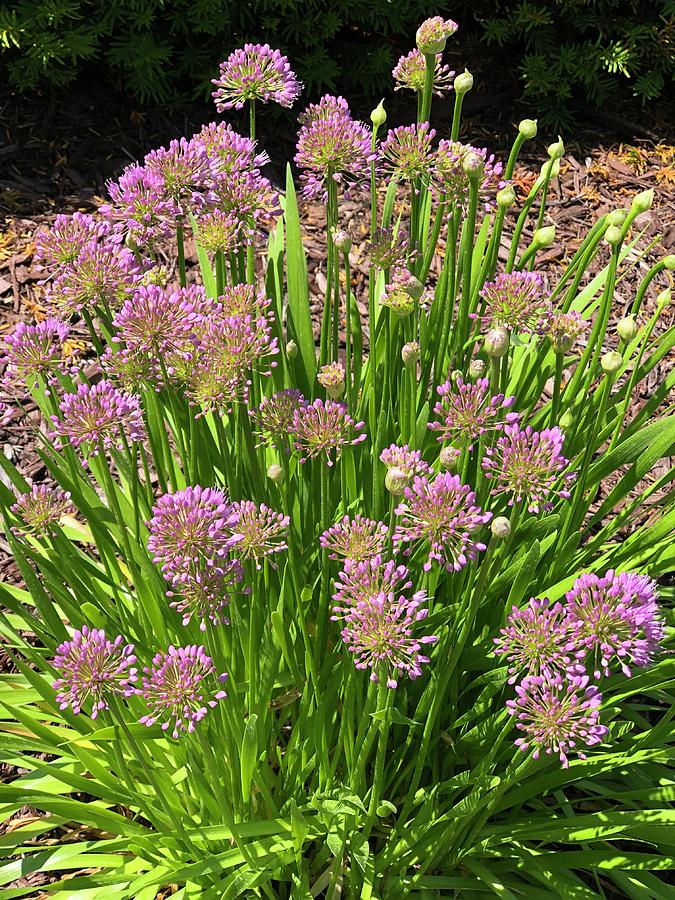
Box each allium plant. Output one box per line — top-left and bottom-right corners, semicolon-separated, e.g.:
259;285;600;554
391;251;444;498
0;18;673;899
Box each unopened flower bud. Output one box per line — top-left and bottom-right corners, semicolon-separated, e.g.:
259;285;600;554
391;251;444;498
601;351;623;374
439;445;461;471
454;69;473;95
559;409;574;430
401;340;420;368
331;229;352;253
402;274;424;301
518;119;537;140
463;151;485;179
491;516;511;539
605;225;622;247
607;209;627;227
267;463;284;485
450;369;463;383
664;255;675;271
286;340;298;359
533;225;556;248
484;327;510;358
318;362;345;400
385;466;409;496
617;315;638;342
657;287;672;305
370;99;386;129
416;17;458;54
469;358;486;379
547;136;565;160
497;184;516;208
631;188;654;214
541;158;560;179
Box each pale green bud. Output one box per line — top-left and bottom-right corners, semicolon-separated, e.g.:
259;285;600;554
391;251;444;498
469;358;486;379
601;351;623;373
664;255;675;271
267;464;284;485
497;184;516;208
533;225;556;248
657;287;672;305
491;516;511;539
401;341;420;368
463;151;485;179
542;159;560;179
385;466;409;496
286;340;298;359
518;118;537;140
617;315;639;342
331;228;352;253
606;209;627;227
370;99;386;129
605;225;622;247
631;188;654;214
439;445;461;471
560;410;574;430
547;136;565;160
454;69;473;95
484;327;510;359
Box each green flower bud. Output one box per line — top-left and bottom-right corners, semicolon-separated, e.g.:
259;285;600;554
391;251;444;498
631;188;654;214
491;516;511;539
518;118;537;140
463;151;485;179
617;315;639;342
601;350;623;373
497;184;516;208
657;287;672;305
454;69;473;95
81;602;107;628
401;340;420;368
605;225;622;247
385;466;409;496
533;225;556;248
370;99;386;129
267;463;284;485
664;255;675;271
469;358;486;379
286;339;298;359
331;228;352;253
560;409;574;430
547;136;565;160
484;327;510;359
541;159;560;179
439;445;461;471
606;209;627;227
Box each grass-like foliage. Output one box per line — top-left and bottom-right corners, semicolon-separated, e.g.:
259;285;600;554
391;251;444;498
1;18;674;899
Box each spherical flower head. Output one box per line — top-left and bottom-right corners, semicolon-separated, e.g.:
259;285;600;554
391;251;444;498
212;43;301;111
251;389;306;448
495;598;583;684
507;673;607;767
366;226;409;270
416;16;459;54
433;140;505;211
295;99;374;201
429;374;518;448
48;242;144;316
380;288;415;318
394;473;491;572
167;560;243;631
380;443;432;479
482;424;576;513
1;317;75;391
439;445;461;470
195;209;242;255
320;514;388;562
11;485;74;537
479;272;552;334
219;283;272;319
318;361;346;400
193;121;269;172
211;167;282;243
51;379;146;459
547;310;589;353
52;626;137;718
35;213;116;273
386;267;424;301
100;164;180;246
402;341;420;368
393;49;454;95
564;570;663;678
147;485;239;582
230;500;289;568
139;644;228;739
292;398;366;466
381;123;436;183
144;138;218;210
332;555;438;688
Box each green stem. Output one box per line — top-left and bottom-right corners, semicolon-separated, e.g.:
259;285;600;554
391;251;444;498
550;352;564;427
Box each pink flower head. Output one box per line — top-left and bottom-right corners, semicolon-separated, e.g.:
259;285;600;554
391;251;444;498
251;389;306;448
482;424;576;513
416;17;459;54
1;317;76;391
139;644;228;739
11;484;74;536
428;374;518;448
195;209;241;255
48;242;144;316
295;97;374;201
380;444;432;479
230;500;289;567
478;272;551;334
35;213;116;273
393;49;454;95
564;570;663;678
320;514;388;562
167;561;243;631
381;123;436;183
495;598;584;684
100;165;180;246
144;137;219;210
433;140;505;211
292;398;366;466
317;361;346;399
192;121;270;173
332;555;437;688
547;310;590;353
210;167;282;242
52;626;137;718
212;43;302;110
507;673;607;768
394;473;491;572
147;485;239;582
366;226;409;270
51;379;146;458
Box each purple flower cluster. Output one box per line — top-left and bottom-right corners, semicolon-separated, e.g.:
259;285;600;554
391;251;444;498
482;424;576;512
332;555;437;688
295;95;374;200
1;318;76;392
230;501;289;568
478;272;551;334
320;515;389;562
429;375;518;448
381;123;436;183
99;165;181;247
498;570;663;765
547;310;589;353
11;484;74;537
212;43;301;110
251;389;307;448
366;226;409;270
380;443;432;479
393;50;454;95
433;140;505;210
416;16;458;54
394;473;491;572
35;213;117;273
291;398;366;466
